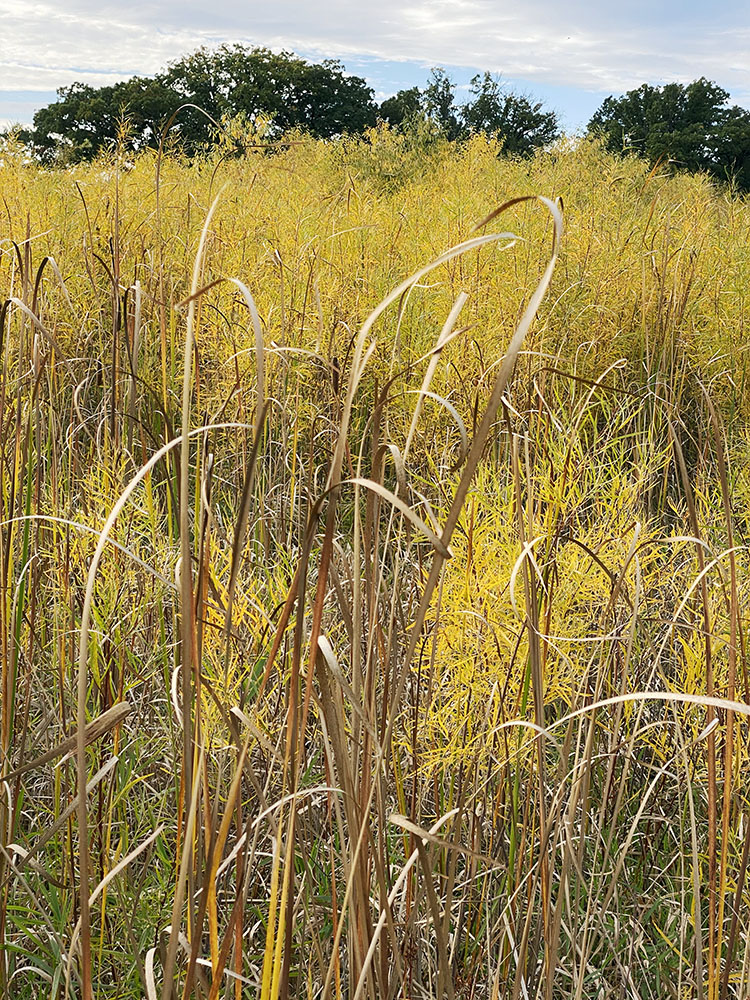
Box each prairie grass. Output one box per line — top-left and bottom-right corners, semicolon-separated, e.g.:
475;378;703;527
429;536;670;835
0;129;749;998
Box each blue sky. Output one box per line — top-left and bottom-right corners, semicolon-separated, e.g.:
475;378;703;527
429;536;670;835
2;0;749;132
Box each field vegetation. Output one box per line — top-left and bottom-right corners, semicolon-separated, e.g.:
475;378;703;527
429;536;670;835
0;129;749;998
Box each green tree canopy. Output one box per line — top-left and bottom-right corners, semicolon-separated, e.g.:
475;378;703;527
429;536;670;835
27;45;378;162
31;77;182;162
588;78;750;190
26;48;561;165
377;69;559;155
461;72;559;154
423;68;463;140
378;87;422;127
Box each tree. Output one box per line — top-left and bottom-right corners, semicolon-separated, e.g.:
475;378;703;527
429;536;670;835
30;76;196;162
461;72;559;154
423;68;462;140
378;87;423;127
161;47;377;140
715;111;750;191
378;69;559;153
588;78;750;190
27;45;378;162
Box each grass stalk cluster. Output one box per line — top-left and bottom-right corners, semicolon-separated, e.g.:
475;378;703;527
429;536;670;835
0;132;748;998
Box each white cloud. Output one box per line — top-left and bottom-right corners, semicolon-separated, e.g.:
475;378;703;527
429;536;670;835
1;0;748;116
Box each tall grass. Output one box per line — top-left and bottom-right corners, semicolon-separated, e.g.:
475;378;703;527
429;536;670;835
0;130;749;998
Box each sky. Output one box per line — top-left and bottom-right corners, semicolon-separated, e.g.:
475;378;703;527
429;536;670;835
2;0;749;133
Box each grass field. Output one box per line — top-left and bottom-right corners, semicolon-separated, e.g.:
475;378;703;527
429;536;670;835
0;128;749;998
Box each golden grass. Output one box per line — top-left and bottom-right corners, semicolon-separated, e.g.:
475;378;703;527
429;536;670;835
0;129;749;998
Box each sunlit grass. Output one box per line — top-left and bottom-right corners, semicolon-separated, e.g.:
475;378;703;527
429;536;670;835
0;129;748;998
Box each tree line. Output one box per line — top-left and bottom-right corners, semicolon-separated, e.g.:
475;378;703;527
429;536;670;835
10;45;750;190
15;47;559;161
